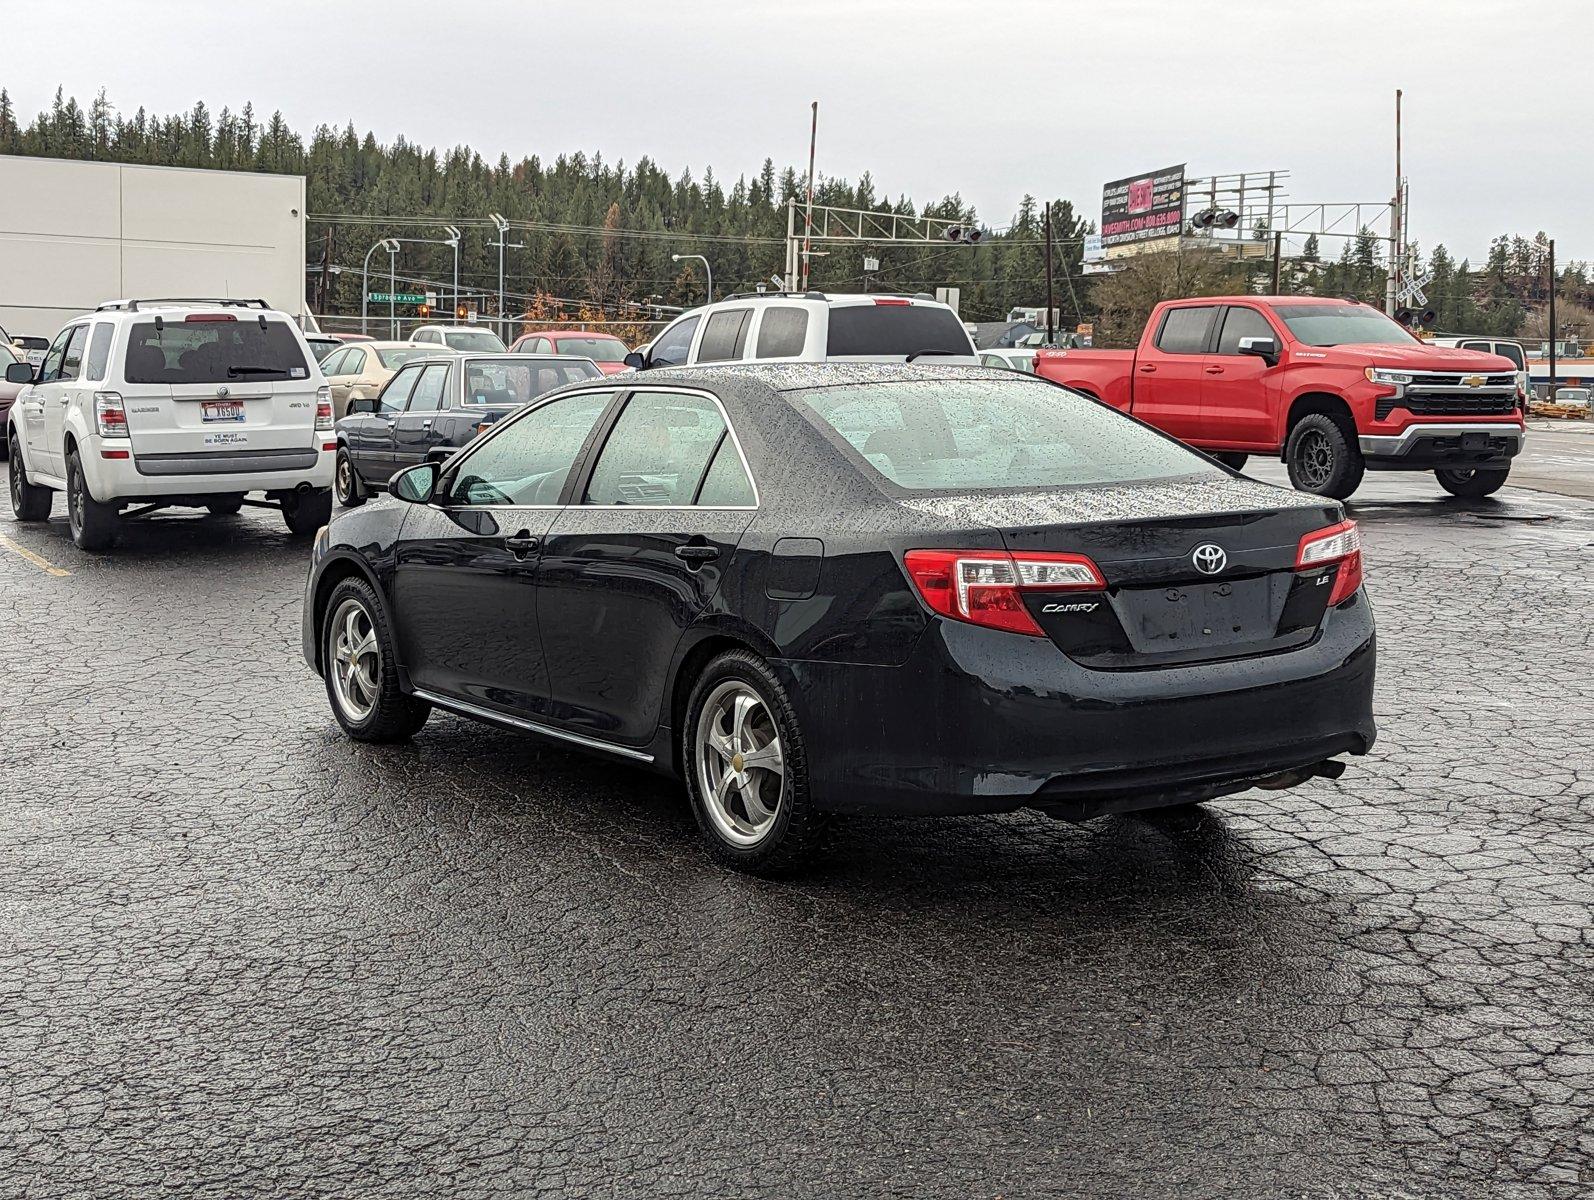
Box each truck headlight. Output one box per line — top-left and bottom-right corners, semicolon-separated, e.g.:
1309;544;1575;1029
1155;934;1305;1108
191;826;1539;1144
1365;368;1413;387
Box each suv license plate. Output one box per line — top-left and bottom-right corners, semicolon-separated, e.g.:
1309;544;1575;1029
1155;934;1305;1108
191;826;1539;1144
202;400;245;423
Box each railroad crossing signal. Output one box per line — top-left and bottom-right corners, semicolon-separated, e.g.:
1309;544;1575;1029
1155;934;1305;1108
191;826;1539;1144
1397;269;1430;308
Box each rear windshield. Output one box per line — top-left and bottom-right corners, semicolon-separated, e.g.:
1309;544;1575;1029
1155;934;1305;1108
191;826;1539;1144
462;358;600;405
551;336;628;363
1274;305;1417;347
125;319;312;384
376;347;432;370
443;330;507;353
826;304;972;358
790;378;1218;492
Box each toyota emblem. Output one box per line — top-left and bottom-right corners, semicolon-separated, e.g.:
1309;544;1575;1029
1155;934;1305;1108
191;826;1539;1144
1191;543;1227;575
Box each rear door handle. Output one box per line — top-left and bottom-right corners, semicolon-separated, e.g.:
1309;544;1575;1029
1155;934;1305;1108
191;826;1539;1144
506;531;540;558
675;544;719;563
421;419;433;428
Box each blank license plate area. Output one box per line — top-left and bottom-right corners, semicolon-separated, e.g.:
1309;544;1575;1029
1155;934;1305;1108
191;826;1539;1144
1114;575;1286;652
202;400;245;423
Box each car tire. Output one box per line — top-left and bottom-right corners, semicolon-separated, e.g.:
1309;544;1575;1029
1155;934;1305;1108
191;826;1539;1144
8;433;52;522
1212;452;1249;471
283;486;333;535
1435;466;1509;499
65;449;118;551
334;449;365;508
205;496;244;516
1285;413;1364;500
683;649;828;874
321;576;430;742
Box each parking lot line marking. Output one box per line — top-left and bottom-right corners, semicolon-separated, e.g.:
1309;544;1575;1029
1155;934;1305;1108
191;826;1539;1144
0;533;71;577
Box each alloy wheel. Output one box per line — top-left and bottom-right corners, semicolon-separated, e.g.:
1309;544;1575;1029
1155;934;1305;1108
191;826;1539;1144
67;461;84;534
695;680;786;846
329;597;381;722
1296;429;1333;489
336;455;354;503
8;443;21;510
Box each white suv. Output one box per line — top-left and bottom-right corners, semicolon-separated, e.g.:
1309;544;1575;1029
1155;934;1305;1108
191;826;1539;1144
5;298;335;551
409;325;507;353
626;292;978;370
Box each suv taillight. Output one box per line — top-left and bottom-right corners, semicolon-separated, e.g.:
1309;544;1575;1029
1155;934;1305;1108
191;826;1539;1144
1296;520;1363;607
94;391;128;438
315;386;334;430
904;548;1105;637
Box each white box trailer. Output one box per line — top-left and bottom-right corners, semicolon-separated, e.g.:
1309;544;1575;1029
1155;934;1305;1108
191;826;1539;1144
0;155;308;341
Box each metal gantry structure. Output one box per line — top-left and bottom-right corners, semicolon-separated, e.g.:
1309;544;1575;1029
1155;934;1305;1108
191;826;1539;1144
782;198;977;292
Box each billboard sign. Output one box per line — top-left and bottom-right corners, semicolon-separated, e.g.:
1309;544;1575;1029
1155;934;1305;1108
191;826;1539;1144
1101;164;1185;252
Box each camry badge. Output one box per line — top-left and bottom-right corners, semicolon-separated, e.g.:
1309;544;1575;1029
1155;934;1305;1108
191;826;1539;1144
1463;375;1484;388
1192;543;1227;575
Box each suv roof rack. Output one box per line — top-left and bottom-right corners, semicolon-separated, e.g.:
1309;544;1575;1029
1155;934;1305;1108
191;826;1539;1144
96;298;271;313
721;290;829;302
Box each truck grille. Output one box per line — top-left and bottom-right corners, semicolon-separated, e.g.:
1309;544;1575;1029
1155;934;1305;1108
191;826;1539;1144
1376;372;1517;420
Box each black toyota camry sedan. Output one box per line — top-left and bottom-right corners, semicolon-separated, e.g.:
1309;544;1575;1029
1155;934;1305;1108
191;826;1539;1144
302;363;1375;872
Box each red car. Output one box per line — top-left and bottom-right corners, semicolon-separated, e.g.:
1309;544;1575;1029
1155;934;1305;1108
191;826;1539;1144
508;330;632;375
1035;296;1524;500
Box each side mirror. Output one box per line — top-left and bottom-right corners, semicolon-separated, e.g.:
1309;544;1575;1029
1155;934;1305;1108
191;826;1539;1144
1237;336;1279;366
347;394;376;414
5;362;35;385
623;350;648;370
389;461;438;505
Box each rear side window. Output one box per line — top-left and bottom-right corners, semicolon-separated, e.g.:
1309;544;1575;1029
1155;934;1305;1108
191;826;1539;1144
124;319;310;384
1214;307;1275;354
697;309;752;362
825;304;970;358
791;378;1219;492
1154;307;1217;354
84;323;115;382
584;391;729;506
756;307;809;358
649;316;700;368
694;437;756;506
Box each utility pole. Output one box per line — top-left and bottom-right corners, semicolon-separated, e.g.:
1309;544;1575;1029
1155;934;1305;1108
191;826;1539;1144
801;101;818;291
1548;237;1557;401
444;225;463;322
1387;88;1402;315
1043;202;1056;347
1272;232;1283;294
318;227;332;312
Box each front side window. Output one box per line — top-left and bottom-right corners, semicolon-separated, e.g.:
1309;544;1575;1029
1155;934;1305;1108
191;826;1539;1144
1154;306;1217;354
84;322;115;382
584;391;730;506
445;390;614;507
1275;304;1417;348
406;363;451;412
40;327;75;383
1215;306;1277;355
756;306;809;358
380;365;422;413
790;378;1220;492
697;309;752;363
123;319;311;384
649;315;700;367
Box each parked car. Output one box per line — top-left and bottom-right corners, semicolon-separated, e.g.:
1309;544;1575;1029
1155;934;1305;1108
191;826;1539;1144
978;348;1038;373
332;353;601;506
305;334;342;363
320;340;440;418
1426;335;1530;404
0;343;25;457
1553;387;1591;410
509;330;633;375
6;298;334;550
625;292;978;370
303;363;1376;873
1035;296;1524;499
327;332;375;345
409;325;507;353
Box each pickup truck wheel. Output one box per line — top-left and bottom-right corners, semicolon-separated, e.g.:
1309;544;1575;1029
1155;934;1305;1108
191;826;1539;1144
66;450;119;551
282;486;333;535
8;434;52;521
334;449;365;508
1285;413;1364;500
1435;466;1509;498
1212;452;1249;471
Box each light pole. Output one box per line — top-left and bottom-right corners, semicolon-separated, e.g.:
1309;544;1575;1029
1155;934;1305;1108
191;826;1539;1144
361;237;400;335
443;225;462;322
489;213;525;342
672;253;713;306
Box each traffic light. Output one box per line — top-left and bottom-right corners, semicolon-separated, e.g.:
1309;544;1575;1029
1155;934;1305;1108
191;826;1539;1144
456;304;468;321
416;304;430;319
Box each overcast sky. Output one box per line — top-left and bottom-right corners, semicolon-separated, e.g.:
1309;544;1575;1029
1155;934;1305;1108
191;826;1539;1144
5;0;1586;263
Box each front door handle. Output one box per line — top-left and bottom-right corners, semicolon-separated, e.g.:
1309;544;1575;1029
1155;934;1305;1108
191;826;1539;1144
1204;365;1224;374
1138;364;1157;373
675;544;719;564
506;531;540;558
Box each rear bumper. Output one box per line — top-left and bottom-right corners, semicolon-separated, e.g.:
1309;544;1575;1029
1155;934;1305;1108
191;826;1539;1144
85;442;335;501
1359;421;1524;468
773;595;1377;818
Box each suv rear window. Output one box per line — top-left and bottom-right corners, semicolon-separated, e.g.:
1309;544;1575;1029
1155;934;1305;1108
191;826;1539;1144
790;378;1218;492
825;305;970;358
125;319;311;384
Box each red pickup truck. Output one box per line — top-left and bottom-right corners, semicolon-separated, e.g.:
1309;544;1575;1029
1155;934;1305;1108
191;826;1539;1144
1035;296;1525;499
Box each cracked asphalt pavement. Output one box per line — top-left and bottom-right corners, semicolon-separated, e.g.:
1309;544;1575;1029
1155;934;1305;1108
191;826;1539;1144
1;469;1591;1198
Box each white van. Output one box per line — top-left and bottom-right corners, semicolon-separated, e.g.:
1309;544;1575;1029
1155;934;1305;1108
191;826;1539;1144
627;292;978;370
5;298;334;551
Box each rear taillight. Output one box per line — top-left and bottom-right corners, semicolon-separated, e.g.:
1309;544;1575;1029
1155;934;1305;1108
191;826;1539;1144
904;549;1105;637
315;386;334;430
873;297;911;306
184;313;236;323
94;391;128;437
1296;519;1363;607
